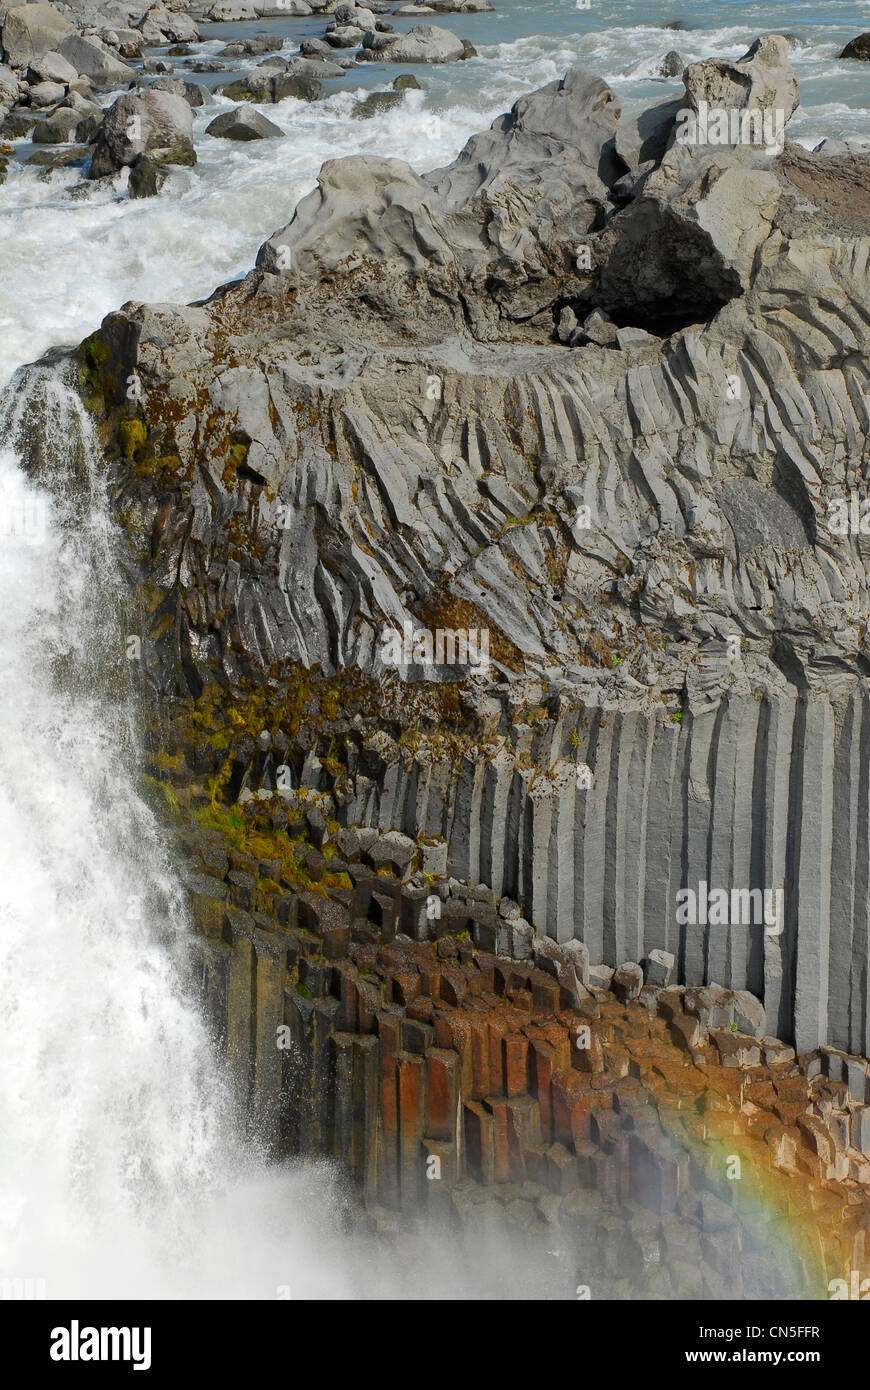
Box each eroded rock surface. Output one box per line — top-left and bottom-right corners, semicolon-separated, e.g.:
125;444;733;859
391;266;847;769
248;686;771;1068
34;39;870;1053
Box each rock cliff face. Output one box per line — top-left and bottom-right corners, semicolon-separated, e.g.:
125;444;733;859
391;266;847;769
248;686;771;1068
52;36;870;1052
179;809;870;1300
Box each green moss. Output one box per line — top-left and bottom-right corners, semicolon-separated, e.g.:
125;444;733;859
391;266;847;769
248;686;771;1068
223;441;250;488
142;774;182;821
194;802;329;899
78;331;111;413
120;418;148;460
151;145;197;168
134;453;183;483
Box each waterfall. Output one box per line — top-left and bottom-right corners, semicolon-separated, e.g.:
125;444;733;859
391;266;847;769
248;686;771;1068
0;365;344;1297
0;364;562;1300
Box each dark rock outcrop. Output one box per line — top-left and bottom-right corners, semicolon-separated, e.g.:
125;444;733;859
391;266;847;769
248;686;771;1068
839;34;870;61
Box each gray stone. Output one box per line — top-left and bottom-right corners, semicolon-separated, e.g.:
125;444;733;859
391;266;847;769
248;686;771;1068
612;961;644;1001
643;948;675;988
28;78;64;105
358;22;466;63
89;88;194;177
27;49;77;84
30;104;79;138
57;34;135;86
2;4;75;68
732;990;766;1038
206;103;284;141
137;5;200;45
587;964;614;990
682;34;799;126
128;151;161;197
839;34;870;61
657;49;683;78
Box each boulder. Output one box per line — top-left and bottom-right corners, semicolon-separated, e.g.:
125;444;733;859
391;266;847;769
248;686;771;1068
299;37;332;57
284;56;345;78
839;34;870;61
324;25;365;48
270;72;322;102
732;990;766;1038
1;4;75;68
205;103;284;140
151;74;205;107
333;2;374;23
57;35;135;85
88;87;194;177
590;42;800;329
615;93;682;169
352;88;402;118
682;34;799;127
359;22;466;63
218;34;283;57
643;948;675;988
0;64;20;113
137;5;200;45
612;961;644;1002
28;78;65;104
128;151;162;197
31;104;80;139
257;154;453;279
656;49;682;78
220;69;322;103
27;49;77;84
577;307;618;345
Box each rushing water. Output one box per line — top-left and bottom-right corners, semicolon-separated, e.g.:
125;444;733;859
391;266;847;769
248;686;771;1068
0;0;865;1299
0;367;575;1298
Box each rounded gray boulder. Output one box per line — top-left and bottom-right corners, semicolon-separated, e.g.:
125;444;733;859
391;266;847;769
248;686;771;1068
205;103;284;140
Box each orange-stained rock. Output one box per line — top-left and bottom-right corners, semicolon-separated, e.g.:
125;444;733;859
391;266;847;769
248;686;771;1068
397;1051;426;1210
486;1013;507;1095
529;1037;558;1144
468;1014;491;1100
434;1008;474;1094
502;1031;529;1098
426;1048;459;1141
551;1069;592;1149
391;970;421;1007
464;1099;495;1184
375;1009;402;1207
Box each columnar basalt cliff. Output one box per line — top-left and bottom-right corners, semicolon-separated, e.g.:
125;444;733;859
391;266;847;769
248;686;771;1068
32;37;870;1055
179;808;870;1298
